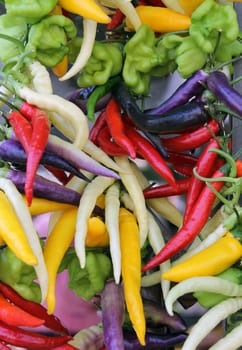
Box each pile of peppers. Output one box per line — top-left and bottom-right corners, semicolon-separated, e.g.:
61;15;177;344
0;0;241;349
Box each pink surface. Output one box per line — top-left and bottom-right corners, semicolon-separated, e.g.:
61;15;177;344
33;214;101;334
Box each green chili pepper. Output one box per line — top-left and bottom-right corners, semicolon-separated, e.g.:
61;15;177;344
3;0;58;25
25;15;77;67
190;0;239;54
0;245;41;302
60;248;112;301
75;40;123;87
194;267;242;308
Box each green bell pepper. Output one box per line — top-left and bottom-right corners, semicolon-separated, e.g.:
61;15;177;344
0;245;41;302
74;39;123;87
190;0;239;54
60;248;113;301
194;267;242;308
25;15;77;67
3;0;58;25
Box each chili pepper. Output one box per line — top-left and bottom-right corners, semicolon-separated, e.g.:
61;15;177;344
124;126;176;187
112;80;211;134
119;207;146;346
23;196;76;216
8;110;32;153
52;55;68;78
96;125;129;156
162;232;242;282
126;5;191;33
173;164;194;177
236;159;242;177
0;292;44;328
87;76;121;122
0;320;72;349
89;110;107;144
167;151;198;167
144;178;191;199
0;281;69;335
179;0;205;15
0;190;37;266
183;138;221;224
146;70;208;115
112;0;142;31
105;99;136;159
44;165;69;184
85;216;109;247
0;342;10;350
3;0;57;25
107;8;125;30
58;0;110;23
142;163;230;272
161;119;220;152
194;267;242;308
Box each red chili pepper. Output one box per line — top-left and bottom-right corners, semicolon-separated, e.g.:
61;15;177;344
8;110;32;153
0;293;44;328
161;120;220;152
0;341;11;350
0;282;69;335
19;101;51;205
236;158;242;177
105;99;136;159
45;344;79;350
89;110;107;144
125;125;177;188
0;321;72;349
142;164;228;272
107;8;125;30
44;165;69;185
167;151;198;167
143;177;191;198
183;138;221;225
173;164;194;177
97;125;129;156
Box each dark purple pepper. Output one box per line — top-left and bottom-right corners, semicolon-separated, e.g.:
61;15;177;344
207;70;242;116
147;70;208;115
0;139;90;182
101;279;125;350
123;330;187;350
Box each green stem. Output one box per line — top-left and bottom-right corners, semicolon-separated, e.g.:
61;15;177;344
0;33;24;51
208;147;237;178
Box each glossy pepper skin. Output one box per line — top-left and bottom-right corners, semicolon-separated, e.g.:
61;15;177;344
162;233;242;282
3;0;57;25
25;15;77;67
72;39;123;87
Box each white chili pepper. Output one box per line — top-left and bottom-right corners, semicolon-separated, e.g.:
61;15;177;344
165;276;242;316
114;156;148;247
60;19;97;81
75;175;115;268
208;321;242;350
27;61;53;94
0;178;48;303
111;0;141;30
18;86;89;149
182;298;242;350
105;181;121;284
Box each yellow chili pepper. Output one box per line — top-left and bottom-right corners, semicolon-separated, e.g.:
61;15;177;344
119;207;146;346
23;196;76;216
126;5;191;33
162;233;242;282
44;207;78;314
0;191;37;266
58;0;111;24
85;216;109;247
178;0;205;15
95;194;106;209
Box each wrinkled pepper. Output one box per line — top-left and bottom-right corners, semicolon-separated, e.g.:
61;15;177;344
0;245;41;303
58;0;111;24
25;15;77;67
59;248;112;301
73;39;123;87
162;233;242;282
122;24;162;95
119;207;146;346
194;267;242;308
3;0;58;25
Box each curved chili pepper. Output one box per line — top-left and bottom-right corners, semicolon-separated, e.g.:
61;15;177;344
161;119;220;152
124;126;177;187
8;110;32;153
0;282;69;335
167;151;198;167
142;163;229;272
105;99;136;158
89;110;107;144
143;177;191;198
0;320;72;349
96;125;129;156
173;164;194;177
183;138;221;224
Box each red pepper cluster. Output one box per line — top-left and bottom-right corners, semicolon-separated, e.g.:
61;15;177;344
0;282;77;349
